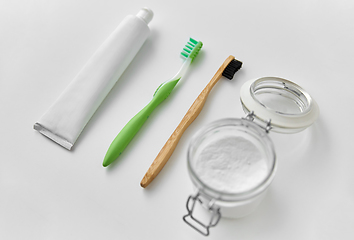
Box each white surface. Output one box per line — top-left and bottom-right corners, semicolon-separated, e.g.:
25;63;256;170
1;0;353;239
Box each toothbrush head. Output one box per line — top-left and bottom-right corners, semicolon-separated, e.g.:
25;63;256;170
222;59;242;80
181;38;203;62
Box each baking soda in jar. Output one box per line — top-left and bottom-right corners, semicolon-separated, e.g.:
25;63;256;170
195;136;269;194
185;119;276;222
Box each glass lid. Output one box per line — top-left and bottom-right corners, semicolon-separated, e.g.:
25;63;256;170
240;77;319;133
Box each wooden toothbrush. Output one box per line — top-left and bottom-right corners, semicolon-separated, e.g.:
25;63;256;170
140;55;242;188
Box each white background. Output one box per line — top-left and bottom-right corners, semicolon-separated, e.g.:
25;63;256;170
1;0;353;239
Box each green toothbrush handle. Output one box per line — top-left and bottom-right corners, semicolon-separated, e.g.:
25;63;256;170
103;78;180;167
103;101;156;167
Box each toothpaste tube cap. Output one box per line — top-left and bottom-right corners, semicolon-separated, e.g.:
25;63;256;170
137;7;154;24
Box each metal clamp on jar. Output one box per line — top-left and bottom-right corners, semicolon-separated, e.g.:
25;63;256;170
183;77;319;236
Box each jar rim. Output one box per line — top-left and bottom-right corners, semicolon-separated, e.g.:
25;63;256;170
240;77;319;133
251;77;313;116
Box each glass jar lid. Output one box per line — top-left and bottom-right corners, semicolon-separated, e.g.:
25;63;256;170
240;77;319;133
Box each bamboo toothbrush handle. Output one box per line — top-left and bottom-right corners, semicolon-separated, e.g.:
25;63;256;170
140;55;235;188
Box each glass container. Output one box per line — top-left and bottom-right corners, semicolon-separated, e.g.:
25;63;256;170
183;77;319;236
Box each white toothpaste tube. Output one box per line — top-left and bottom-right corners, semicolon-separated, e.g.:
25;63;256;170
34;7;153;150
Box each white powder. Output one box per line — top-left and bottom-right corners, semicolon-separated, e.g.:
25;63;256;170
195;136;268;193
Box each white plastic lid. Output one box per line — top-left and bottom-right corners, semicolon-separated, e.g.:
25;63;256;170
240;77;319;133
136;7;154;24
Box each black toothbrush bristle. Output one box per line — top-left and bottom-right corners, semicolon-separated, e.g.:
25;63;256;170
222;59;242;80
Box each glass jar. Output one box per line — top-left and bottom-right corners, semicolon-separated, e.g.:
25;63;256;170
183;77;319;236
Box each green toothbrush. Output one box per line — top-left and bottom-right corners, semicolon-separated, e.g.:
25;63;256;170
103;38;203;167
